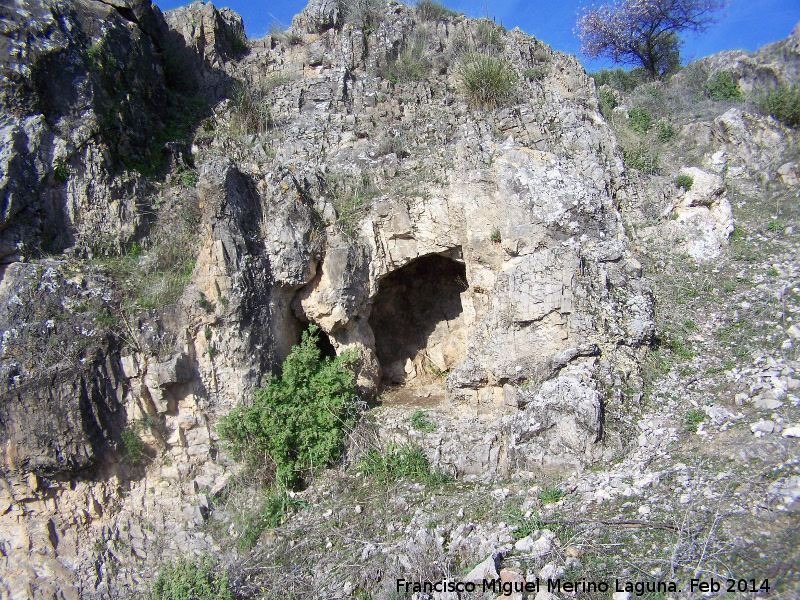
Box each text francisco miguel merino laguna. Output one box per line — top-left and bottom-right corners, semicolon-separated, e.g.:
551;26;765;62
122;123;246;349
396;577;681;596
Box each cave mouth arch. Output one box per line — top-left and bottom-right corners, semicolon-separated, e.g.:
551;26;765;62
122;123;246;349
368;253;469;385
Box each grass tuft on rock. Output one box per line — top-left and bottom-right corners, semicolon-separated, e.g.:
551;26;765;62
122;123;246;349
459;53;517;109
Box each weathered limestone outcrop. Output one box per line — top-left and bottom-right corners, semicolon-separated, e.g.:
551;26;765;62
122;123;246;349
0;0;666;595
663;167;734;261
671;19;800;94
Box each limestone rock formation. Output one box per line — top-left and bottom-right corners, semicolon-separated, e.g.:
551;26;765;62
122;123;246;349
666;167;733;261
6;1;798;599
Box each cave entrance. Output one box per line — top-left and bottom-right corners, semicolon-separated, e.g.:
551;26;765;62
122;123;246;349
300;322;337;360
369;253;469;385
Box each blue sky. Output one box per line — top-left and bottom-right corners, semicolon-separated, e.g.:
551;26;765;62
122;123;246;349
155;0;800;71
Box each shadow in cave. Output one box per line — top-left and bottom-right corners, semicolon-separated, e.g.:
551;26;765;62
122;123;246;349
299;322;337;360
368;253;468;384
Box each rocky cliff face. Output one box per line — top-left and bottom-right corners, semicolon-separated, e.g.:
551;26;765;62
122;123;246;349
2;0;797;597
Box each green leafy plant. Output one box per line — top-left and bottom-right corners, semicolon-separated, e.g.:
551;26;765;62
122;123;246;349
409;410;436;432
504;508;543;540
538;486;564;504
490;228;501;243
120;425;147;464
669;336;695;359
127;242;144;258
628;108;651;134
704;70;742;101
198;294;215;313
182;170;198;188
590;67;647;92
597;87;618;118
219;326;360;487
230;29;249;55
151;557;232;600
755;84;800;128
656;118;675;142
684;408;706;432
674;174;693;191
459;54;518;109
53;162;69;183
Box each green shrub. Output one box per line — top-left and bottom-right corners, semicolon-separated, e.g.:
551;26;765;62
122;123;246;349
415;0;458;21
597;87;617;119
704;71;742;101
590;67;647;92
674;174;694;191
358;443;450;485
151;557;232;600
219;326;360;487
181;170;198;188
523;66;548;81
656;118;675;142
120;425;147;464
409;410;436;432
669;336;695;359
53;162;69;183
622;143;659;174
756;84;800;128
684;409;706;432
230;29;249;55
198;293;215;313
459;54;517;109
628;108;651;134
490;228;501;243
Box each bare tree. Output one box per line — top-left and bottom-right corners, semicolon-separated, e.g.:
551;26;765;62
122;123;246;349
576;0;728;79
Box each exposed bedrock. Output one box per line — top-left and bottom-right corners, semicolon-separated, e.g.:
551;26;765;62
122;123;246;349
293;145;653;406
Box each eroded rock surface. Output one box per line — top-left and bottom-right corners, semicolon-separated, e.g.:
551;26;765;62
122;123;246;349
5;1;798;598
